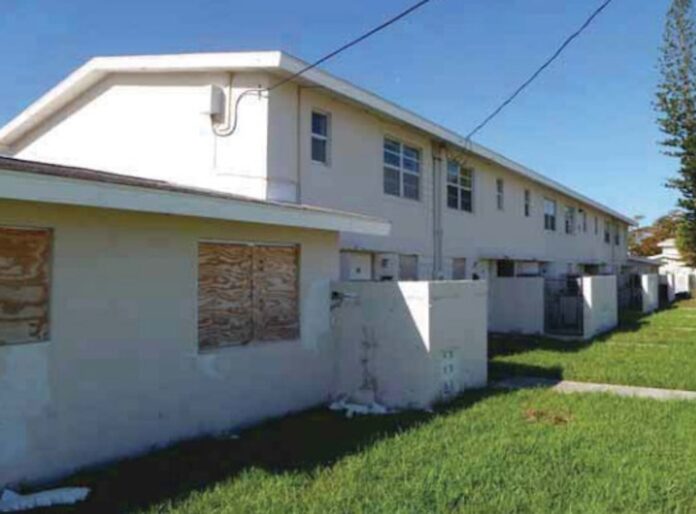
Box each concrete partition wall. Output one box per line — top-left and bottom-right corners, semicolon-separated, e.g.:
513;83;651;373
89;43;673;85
331;281;488;409
641;274;659;313
582;276;618;339
661;274;676;304
489;277;544;334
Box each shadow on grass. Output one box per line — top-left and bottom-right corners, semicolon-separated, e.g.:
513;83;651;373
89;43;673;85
488;361;564;383
27;388;508;514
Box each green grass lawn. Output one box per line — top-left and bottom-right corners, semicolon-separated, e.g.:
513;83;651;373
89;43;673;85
490;298;696;391
31;388;696;514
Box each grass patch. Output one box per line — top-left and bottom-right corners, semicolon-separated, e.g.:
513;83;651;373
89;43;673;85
490;299;696;391
26;388;696;513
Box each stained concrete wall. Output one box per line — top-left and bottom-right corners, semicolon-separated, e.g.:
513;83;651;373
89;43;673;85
0;199;339;488
582;275;618;339
489;277;544;335
641;274;659;314
661;274;676;304
331;281;488;409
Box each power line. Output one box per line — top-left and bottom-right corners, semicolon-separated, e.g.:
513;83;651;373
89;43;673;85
267;0;435;92
466;0;615;140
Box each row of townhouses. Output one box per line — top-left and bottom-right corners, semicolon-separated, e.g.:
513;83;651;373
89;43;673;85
0;51;633;282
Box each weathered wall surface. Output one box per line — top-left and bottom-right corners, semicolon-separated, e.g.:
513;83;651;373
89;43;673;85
582;275;618;339
488;277;544;334
330;281;487;409
641;274;659;314
0;199;339;488
660;274;676;304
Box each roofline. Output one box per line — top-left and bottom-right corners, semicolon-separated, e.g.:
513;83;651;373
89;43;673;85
0;50;635;225
0;157;391;236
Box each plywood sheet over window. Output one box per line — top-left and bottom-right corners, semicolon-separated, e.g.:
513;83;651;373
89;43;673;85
198;242;299;349
0;227;51;345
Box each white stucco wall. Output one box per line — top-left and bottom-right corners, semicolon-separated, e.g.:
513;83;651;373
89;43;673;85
10;70;629;280
488;277;544;334
582;275;618;339
0;199;339;488
661;274;677;303
330;281;487;409
641;274;660;314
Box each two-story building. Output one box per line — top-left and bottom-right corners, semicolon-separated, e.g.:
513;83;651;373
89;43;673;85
0;51;633;281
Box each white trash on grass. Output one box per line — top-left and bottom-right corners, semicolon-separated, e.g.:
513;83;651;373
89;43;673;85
329;399;392;418
0;487;90;512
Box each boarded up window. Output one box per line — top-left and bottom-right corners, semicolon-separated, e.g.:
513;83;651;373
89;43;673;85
452;258;467;280
0;227;51;345
398;254;419;281
198;242;299;349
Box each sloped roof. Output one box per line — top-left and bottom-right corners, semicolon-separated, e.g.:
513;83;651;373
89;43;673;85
0;156;391;235
0;51;635;225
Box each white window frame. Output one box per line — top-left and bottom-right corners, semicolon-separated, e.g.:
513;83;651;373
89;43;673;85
496;179;504;211
446;161;474;213
383;137;421;201
311;110;331;165
565;206;576;235
544;198;557;231
524;189;531;217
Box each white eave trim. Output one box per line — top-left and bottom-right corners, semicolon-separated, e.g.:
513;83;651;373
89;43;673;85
0;168;391;236
0;50;634;225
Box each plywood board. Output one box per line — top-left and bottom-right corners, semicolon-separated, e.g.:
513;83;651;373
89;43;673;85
198;243;253;348
0;227;51;345
252;245;300;341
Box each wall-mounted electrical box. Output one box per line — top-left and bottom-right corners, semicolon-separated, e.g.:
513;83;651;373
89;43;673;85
202;84;226;118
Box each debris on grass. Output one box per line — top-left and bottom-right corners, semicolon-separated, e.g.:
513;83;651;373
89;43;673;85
329;399;392;418
0;487;90;512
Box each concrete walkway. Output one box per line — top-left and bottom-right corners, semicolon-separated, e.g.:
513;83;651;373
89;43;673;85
494;376;696;401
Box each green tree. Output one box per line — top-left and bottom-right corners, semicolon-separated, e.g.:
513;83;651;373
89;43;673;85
656;0;696;265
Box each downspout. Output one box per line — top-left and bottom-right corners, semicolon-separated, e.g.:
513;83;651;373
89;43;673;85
432;142;445;279
296;85;303;204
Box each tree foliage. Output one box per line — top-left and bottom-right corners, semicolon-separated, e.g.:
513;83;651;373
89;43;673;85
656;0;696;265
629;211;682;256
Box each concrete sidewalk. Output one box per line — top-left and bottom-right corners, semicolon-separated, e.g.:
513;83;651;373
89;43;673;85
494;376;696;401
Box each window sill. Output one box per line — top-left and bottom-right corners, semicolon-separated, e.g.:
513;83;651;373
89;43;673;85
0;339;50;349
197;338;300;355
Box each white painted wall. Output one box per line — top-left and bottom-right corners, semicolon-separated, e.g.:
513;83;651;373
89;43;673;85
641;274;660;313
331;281;487;409
489;277;544;335
582;275;618;339
9;70;630;280
0;199;339;488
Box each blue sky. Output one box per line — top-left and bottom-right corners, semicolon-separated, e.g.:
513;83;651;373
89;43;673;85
0;0;678;223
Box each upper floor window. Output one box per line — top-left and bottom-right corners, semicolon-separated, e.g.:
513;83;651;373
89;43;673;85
311;111;330;164
580;210;587;232
594;215;599;235
604;221;611;244
524;189;531;217
565;207;576;235
614;225;621;246
383;138;420;200
446;161;473;212
544;198;557;231
496;179;504;210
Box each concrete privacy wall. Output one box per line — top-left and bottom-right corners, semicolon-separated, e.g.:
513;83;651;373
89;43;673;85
660;274;676;304
582;275;618;339
641;274;659;314
675;272;692;296
331;281;488;409
489;277;544;335
0;200;339;488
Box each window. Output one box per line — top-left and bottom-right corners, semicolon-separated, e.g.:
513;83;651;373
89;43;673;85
383;138;420;200
594;216;599;235
398;254;419;281
524;189;531;217
0;227;51;345
614;225;621;246
497;260;515;277
565;207;575;235
452;258;467;280
580;210;587;233
311;111;330;164
604;221;611;244
496;179;504;210
446;161;473;212
544;198;557;231
198;242;299;349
